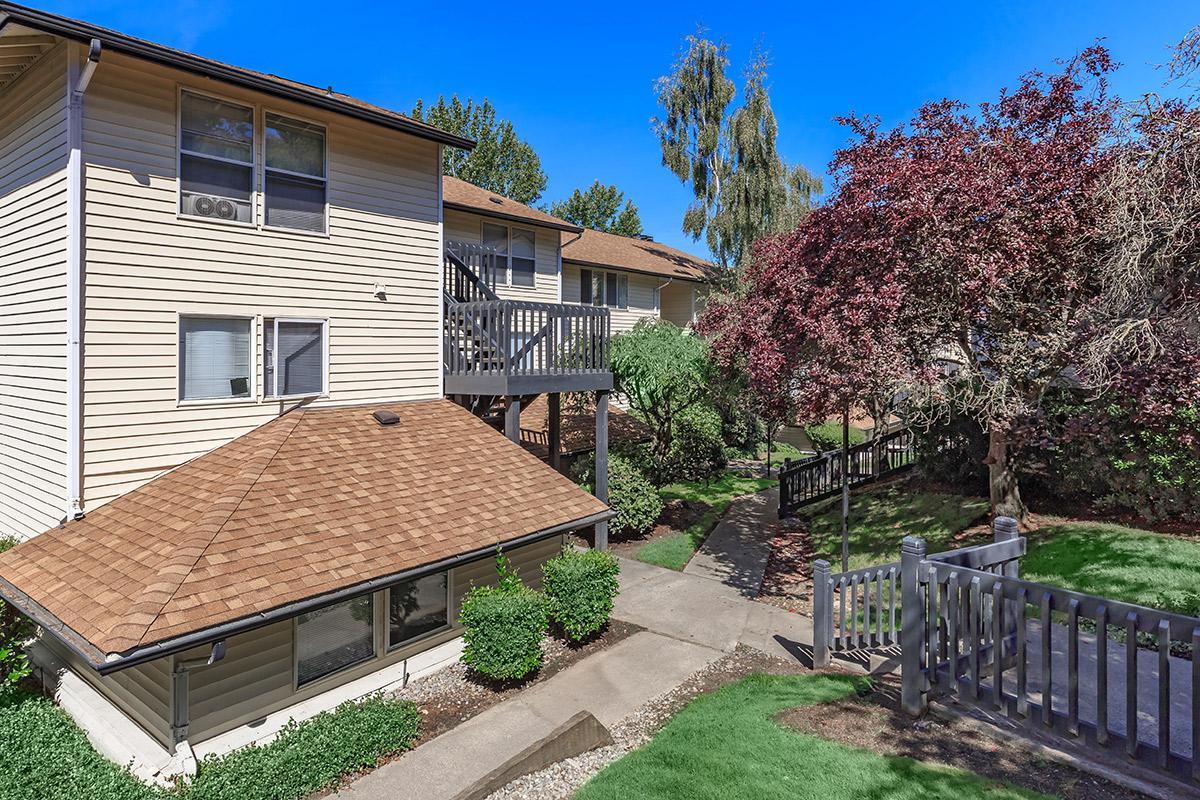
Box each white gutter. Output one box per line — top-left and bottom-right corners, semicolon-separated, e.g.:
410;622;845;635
65;38;101;520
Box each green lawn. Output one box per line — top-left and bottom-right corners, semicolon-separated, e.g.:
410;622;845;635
805;486;990;571
636;474;775;570
576;673;1047;800
1021;521;1200;613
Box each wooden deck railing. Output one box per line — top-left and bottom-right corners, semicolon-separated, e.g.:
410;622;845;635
445;240;501;300
778;427;916;517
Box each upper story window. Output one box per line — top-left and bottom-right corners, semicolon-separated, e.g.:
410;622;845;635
265;113;327;233
178;316;253;402
579;268;628;309
263;318;328;399
179;92;254;224
482;222;536;288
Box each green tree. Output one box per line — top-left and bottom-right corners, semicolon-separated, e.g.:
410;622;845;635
610;320;711;484
411;96;547;205
548;181;644;236
654;35;820;270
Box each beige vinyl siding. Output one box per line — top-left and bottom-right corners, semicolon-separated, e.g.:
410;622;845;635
182;534;563;743
42;635;173;747
660;281;700;327
0;44;70;540
562;261;669;334
79;51;443;509
443;208;560;304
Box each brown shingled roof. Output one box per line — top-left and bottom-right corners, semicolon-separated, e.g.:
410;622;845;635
562;228;713;283
442;176;583;233
519;396;651;459
0;400;608;667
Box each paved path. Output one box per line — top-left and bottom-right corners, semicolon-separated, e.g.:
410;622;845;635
332;630;720;800
683;487;778;598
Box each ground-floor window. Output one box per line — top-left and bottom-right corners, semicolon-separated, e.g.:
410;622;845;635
295;594;375;687
388;572;449;649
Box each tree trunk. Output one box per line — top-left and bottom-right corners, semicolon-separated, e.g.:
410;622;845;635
986;428;1027;521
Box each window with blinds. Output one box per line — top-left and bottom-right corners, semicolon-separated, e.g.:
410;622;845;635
578;269;628;309
178;317;252;401
388;571;449;649
265;113;327;233
295;595;375;687
264;318;327;398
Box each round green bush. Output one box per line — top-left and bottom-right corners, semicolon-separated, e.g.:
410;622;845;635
573;453;663;537
804;422;866;454
542;548;620;642
666;405;727;483
458;585;548;681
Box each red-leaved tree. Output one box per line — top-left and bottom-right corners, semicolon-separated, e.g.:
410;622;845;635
704;46;1119;520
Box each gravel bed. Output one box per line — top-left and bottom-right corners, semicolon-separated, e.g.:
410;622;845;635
484;646;804;800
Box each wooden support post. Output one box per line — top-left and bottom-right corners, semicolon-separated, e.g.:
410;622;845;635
548;393;562;473
594;389;609;551
812;560;831;669
504;396;521;443
900;535;928;716
993;515;1020;639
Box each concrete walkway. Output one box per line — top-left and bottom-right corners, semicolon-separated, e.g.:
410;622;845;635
683;486;779;598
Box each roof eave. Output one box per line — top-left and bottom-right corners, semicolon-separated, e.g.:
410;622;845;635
561;255;709;284
0;2;475;151
0;508;615;675
444;200;583;234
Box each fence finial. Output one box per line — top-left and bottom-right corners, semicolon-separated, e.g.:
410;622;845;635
993;516;1019;541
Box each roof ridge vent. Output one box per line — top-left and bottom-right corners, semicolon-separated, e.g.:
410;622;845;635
373;410;400;426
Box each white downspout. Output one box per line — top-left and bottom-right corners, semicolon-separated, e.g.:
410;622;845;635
436;145;445;399
653;278;672;318
65;38;101;520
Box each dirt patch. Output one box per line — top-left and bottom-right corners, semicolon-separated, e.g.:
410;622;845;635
757;519;816;615
779;675;1150;800
568;499;712;559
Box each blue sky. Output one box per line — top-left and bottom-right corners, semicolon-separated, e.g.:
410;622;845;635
39;1;1198;257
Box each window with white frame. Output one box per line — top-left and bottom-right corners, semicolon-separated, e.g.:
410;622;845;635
263;318;327;398
578;268;628;309
481;222;536;287
179;92;255;224
264;113;327;233
388;571;449;649
295;594;375;687
178;316;253;401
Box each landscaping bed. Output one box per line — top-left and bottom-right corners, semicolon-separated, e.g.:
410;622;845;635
779;676;1149;800
570;499;712;561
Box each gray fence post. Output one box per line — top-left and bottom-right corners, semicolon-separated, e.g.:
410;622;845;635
993;516;1020;640
900;535;928;716
812;560;832;669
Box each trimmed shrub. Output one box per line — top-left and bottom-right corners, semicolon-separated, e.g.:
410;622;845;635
572;453;663;537
459;552;549;681
187;694;419;800
804;422;866;454
542;548;620;641
0;535;31;693
666;405;727;483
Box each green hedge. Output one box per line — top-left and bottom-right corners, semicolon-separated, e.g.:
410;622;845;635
542;548;620;641
573;453;663;537
805;422;866;454
0;535;31;692
187;694;418;800
666;406;727;483
0;688;420;800
459;584;548;681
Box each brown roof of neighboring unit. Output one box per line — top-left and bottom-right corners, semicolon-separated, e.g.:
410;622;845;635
519;396;652;460
0;400;608;668
442;176;583;233
0;2;474;150
562;228;713;283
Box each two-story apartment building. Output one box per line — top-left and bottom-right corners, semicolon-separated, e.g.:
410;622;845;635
0;2;616;780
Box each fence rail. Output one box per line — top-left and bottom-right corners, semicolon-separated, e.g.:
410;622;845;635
778;427;916;517
443;299;611;379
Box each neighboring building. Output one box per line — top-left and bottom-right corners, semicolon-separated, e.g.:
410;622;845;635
0;4;614;781
561;227;711;332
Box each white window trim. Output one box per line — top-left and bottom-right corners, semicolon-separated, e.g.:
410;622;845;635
265;316;330;401
480;220;537;289
175;313;257;407
261;107;330;237
578;267;629;310
176;86;257;229
384;570;453;653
